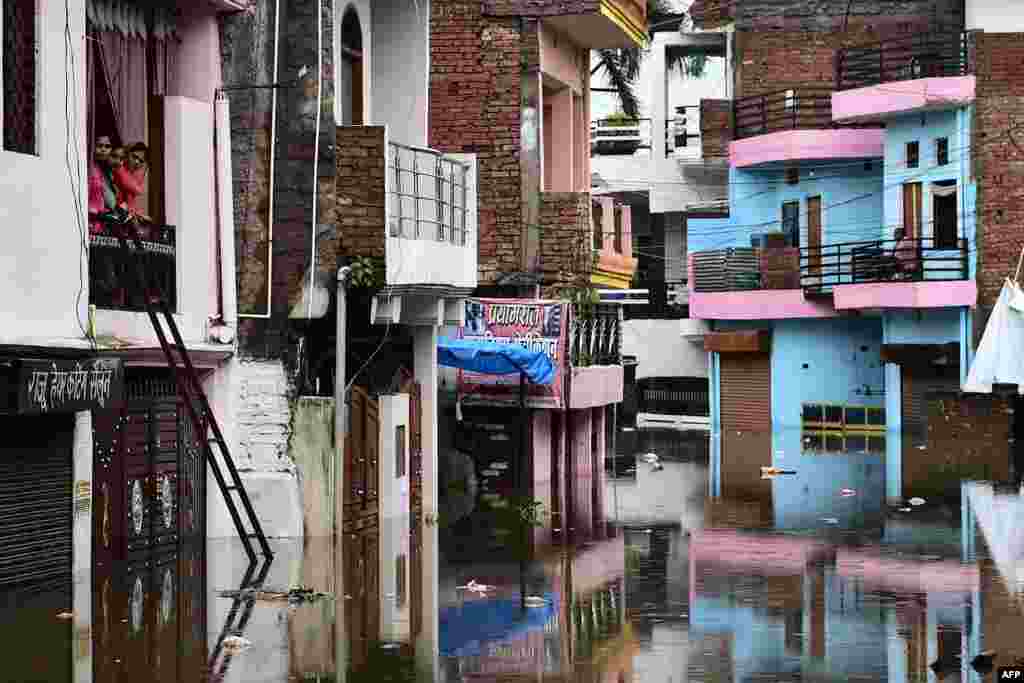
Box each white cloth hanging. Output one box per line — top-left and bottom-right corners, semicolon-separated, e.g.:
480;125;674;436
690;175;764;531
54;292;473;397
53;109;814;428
963;278;1024;394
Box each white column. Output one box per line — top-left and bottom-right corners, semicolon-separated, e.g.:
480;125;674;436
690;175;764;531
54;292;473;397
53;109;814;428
650;37;669;161
73;411;93;683
412;324;439;678
885;363;903;505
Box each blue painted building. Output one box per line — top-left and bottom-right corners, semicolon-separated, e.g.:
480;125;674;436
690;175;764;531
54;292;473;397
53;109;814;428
686;47;979;505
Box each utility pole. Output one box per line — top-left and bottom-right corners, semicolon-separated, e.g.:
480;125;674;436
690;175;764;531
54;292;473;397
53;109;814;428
335;265;351;536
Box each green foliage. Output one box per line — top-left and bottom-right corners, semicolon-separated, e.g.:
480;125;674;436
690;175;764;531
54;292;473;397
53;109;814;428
349;256;384;289
603;111;641;127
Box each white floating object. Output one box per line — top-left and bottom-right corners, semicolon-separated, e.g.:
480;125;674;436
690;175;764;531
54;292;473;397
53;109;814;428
839;488;857;497
821;517;839;525
908;497;926;506
524;596;547;608
899;507;912;513
222;635;252;653
641;453;659;463
482;469;499;477
622;427;635;432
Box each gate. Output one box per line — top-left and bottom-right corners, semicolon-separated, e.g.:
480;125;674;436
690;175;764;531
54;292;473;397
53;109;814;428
407;380;423;638
93;369;206;567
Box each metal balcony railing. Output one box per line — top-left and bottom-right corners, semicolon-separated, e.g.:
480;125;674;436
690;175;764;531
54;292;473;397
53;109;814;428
691;248;761;292
638;377;710;418
570;303;621;367
733;87;836;140
798;236;969;294
89;220;177;311
591;118;651;155
388;142;471;246
837;30;970;92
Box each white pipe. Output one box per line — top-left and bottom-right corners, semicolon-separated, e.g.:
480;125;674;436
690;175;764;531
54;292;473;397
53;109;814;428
215;95;238;332
307;0;324;320
239;0;279;319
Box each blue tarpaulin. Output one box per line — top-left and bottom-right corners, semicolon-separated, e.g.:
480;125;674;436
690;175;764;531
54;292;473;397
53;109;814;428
437;337;555;385
439;592;558;657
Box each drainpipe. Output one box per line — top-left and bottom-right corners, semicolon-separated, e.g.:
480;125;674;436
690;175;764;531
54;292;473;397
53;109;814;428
212;94;237;344
335;266;352;536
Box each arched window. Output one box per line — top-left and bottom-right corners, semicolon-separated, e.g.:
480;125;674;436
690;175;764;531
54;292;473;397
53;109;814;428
339;7;363;125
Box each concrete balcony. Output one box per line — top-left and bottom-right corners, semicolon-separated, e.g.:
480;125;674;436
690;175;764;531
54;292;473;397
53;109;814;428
730;88;884;168
484;0;647;47
336;126;478;326
833;31;975;123
567;303;624;410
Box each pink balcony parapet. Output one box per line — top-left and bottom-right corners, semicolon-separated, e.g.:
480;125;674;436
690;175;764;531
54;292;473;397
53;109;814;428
568;365;624;410
836;549;979;594
832;76;976;123
729;128;885;169
832;280;977;310
690;289;838;320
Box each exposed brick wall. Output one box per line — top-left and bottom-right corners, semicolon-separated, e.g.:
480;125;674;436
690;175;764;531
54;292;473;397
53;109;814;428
733;0;960;31
539;192;593;285
690;0;736;30
429;0;523;284
700;99;732;159
335;126;386;260
483;0;600;16
972;33;1024;317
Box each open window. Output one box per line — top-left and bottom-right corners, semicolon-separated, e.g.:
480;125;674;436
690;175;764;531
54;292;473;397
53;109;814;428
2;0;37;155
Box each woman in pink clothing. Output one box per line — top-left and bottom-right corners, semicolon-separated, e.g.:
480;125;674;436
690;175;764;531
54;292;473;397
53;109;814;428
88;135;117;234
113;142;151;223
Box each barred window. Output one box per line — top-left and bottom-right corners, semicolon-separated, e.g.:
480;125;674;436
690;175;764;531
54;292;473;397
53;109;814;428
2;0;36;155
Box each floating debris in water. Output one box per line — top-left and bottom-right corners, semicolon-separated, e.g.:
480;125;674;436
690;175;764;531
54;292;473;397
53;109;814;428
908;497;926;506
641;452;659;463
839;488;857;497
56;611;74;620
761;466;796;476
222;635;252;654
821;517;839;525
524;596;547;608
899;507;912;513
217;586;332;604
457;579;492;595
651;463;664;472
622;427;635;432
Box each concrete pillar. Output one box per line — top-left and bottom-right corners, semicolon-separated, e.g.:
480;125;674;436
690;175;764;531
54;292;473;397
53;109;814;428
412;324;439;674
592;406;607;538
650;40;668;160
73;411;93;683
885;363;903;505
548;89;575;192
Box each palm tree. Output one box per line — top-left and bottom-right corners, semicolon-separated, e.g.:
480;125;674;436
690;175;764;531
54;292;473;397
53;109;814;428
591;0;708;118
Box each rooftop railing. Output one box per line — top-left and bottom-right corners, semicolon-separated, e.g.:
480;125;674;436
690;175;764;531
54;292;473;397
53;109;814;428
733;87;835;140
837;30;970;92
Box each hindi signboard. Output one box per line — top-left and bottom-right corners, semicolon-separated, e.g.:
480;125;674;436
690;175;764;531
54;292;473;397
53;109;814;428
457;298;568;409
18;357;125;415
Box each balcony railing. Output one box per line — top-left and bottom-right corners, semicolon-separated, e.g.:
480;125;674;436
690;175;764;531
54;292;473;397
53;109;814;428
388;142;470;245
591;118;651;156
638;377;710;418
620;280;689;319
89;221;177;311
570;303;621;367
799;237;969;293
691;248;762;292
837;30;970;92
733;87;836;140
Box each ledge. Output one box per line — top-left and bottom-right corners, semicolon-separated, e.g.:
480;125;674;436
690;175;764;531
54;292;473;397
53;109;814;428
689;289;838;320
703;329;771;354
832;280;976;310
729;128;885;169
832;76;976;123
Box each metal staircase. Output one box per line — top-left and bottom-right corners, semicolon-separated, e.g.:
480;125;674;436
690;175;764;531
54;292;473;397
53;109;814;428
114;222;272;562
208;558;273;680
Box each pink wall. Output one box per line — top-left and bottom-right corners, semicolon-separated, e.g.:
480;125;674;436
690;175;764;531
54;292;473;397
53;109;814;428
832;76;976;123
832;280;977;310
729;128;885;168
836;549;979;594
591;406;607;539
539;23;584;92
546;90;575;192
569;408;593;539
568;365;625;409
531;409;555;547
171;9;223;102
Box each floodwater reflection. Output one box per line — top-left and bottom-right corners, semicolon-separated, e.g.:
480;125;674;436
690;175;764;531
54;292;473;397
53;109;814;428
6;426;1024;681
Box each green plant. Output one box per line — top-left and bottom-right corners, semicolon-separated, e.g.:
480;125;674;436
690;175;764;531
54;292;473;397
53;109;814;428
349;256;384;289
603;111;640;127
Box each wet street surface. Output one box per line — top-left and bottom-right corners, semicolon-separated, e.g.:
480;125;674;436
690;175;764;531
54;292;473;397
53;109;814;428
8;427;1024;681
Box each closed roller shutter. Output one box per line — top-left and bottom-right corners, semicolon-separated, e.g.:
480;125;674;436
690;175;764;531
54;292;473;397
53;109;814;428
0;415;73;588
720;353;771;432
902;365;960;432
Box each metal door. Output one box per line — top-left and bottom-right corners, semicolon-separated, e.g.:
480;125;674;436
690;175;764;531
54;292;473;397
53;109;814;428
720;353;772;432
0;414;73;588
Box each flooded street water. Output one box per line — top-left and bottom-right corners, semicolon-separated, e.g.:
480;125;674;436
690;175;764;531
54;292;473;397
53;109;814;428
10;426;1024;681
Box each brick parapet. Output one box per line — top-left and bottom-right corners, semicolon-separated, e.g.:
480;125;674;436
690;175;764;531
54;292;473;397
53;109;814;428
700;99;733;159
539;192;593;286
335;126;387;261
